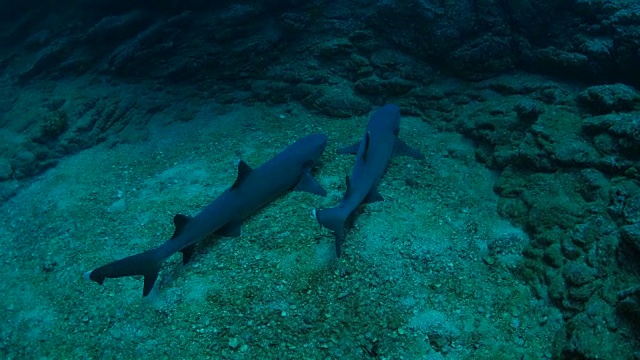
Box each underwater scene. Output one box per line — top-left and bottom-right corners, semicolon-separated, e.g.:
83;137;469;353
1;1;639;359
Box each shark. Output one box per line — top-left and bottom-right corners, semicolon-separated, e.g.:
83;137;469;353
314;104;424;257
85;133;328;297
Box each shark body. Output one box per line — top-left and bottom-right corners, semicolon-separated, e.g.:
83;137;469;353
85;133;328;296
315;104;424;257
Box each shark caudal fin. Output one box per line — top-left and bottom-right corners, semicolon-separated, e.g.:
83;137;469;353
315;207;348;257
84;248;163;297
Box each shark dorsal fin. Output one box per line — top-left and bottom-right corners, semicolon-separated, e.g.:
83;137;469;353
361;131;371;161
171;214;191;239
231;160;253;189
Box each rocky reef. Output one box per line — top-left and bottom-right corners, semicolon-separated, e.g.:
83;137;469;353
1;0;640;358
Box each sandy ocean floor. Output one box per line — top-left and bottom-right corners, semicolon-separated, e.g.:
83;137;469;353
0;100;562;359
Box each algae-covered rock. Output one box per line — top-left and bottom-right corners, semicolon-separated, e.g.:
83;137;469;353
577;83;640;114
39;109;69;140
0;158;12;180
354;76;415;96
296;84;370;118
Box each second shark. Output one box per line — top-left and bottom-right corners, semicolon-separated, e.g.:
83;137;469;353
315;104;424;257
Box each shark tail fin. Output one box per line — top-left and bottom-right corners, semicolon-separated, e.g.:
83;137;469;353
84;248;164;297
315;207;348;257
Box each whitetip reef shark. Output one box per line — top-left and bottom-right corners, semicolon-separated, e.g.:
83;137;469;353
314;104;424;257
85;133;328;297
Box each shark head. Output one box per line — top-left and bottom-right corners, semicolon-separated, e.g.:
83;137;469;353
370;104;401;136
297;133;328;162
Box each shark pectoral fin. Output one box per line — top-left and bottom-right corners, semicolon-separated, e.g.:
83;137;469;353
294;171;327;196
336;142;360;155
216;221;242;237
231;160;253;190
394;139;425;160
180;244;197;264
364;187;384;203
172;214;191;239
